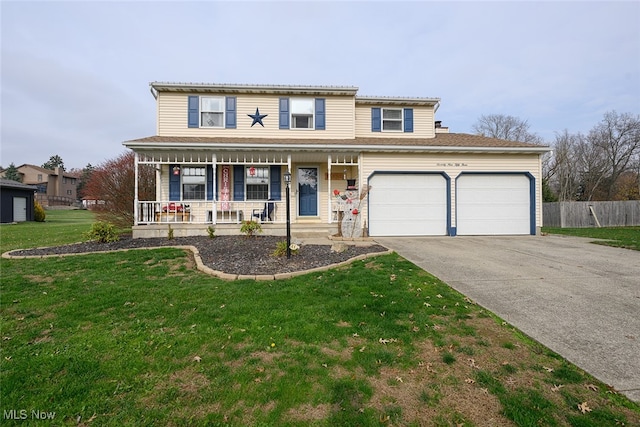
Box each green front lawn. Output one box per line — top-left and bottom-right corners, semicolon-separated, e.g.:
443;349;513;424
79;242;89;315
1;213;638;426
542;226;640;251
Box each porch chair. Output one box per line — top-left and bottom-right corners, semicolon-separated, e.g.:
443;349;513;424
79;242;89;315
252;199;275;222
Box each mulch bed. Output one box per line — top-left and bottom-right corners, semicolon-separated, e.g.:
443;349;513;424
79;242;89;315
7;235;389;276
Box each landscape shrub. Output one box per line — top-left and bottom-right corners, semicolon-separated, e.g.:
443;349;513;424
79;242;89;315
34;200;46;222
240;220;262;237
84;221;119;243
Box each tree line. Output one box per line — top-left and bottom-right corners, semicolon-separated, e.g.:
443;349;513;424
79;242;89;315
473;111;640;201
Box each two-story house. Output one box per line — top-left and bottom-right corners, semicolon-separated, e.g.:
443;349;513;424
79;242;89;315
1;165;78;207
124;82;549;238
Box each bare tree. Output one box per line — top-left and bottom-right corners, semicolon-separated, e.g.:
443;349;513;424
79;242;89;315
84;151;155;228
546;130;583;201
588;111;640;199
472;114;543;144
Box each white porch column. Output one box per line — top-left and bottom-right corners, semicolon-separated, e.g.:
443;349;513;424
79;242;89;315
212;154;217;223
328;155;332;223
134;152;139;226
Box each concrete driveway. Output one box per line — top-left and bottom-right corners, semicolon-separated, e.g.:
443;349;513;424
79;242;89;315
375;235;640;402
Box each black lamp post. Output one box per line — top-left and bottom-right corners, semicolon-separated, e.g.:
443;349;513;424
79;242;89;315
283;171;292;259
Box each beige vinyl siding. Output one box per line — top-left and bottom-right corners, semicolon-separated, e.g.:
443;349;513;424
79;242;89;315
355;105;435;138
157;93;355;139
360;152;543;228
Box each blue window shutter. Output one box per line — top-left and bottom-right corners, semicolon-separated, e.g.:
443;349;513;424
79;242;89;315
404;108;413;133
206;165;214;200
279;98;290;129
188;96;199;128
225;96;236;129
371;108;381;132
315;98;325;130
169;164;180;200
270;165;281;200
233;165;244;200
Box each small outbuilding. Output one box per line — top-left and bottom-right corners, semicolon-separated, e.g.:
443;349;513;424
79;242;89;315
0;178;38;223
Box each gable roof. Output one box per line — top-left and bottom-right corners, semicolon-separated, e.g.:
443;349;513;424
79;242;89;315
16;164;77;178
124;133;550;154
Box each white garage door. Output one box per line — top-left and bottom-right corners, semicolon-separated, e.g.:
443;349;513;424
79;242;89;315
457;174;531;235
369;174;447;236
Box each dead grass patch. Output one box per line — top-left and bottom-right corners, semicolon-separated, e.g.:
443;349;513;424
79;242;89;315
286;403;331;422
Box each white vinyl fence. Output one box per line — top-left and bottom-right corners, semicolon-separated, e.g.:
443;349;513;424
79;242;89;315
543;201;640;228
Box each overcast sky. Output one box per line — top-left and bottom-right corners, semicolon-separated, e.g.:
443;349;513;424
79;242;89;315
2;0;639;170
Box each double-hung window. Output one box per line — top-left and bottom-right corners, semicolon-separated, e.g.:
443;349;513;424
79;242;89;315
382;108;403;131
245;166;269;200
200;97;224;128
291;98;314;129
182;166;206;200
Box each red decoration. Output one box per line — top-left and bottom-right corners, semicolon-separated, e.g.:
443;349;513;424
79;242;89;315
162;203;184;213
352;208;359;215
333;189;340;196
249;166;256;176
172;166;180;176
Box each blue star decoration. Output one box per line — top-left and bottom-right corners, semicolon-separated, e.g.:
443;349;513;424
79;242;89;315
248;108;268;127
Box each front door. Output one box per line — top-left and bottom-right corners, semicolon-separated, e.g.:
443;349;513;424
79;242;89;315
298;167;318;216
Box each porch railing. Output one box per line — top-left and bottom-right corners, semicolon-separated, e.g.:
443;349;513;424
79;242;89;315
136;201;286;225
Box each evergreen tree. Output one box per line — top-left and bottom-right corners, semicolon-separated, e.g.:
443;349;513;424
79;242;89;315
42;155;65;171
3;163;22;182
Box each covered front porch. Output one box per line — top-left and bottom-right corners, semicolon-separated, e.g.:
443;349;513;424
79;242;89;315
132;150;362;238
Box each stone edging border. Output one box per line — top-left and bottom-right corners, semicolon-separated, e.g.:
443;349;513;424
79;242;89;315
2;246;394;281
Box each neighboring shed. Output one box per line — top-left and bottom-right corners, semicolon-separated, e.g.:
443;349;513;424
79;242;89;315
0;178;38;223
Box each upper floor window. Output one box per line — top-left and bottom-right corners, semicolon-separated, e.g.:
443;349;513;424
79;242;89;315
371;107;413;133
182;166;206;200
37;174;43;182
382;108;403;131
63;177;67;184
200;97;225;128
245;166;269;200
291;98;314;129
279;98;325;130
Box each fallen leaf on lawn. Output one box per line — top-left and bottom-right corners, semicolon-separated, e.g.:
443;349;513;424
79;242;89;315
86;413;97;422
2;336;11;341
220;304;225;308
193;356;201;362
359;346;366;352
352;332;359;337
468;358;478;368
578;402;592;414
585;384;599;391
501;361;510;366
390;274;396;281
254;378;262;383
551;384;564;392
395;376;403;383
412;326;420;332
543;366;554;372
322;363;328;368
436;294;443;298
465;378;475;384
424;302;431;307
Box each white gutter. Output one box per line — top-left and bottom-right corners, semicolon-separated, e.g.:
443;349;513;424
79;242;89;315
122;141;551;154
